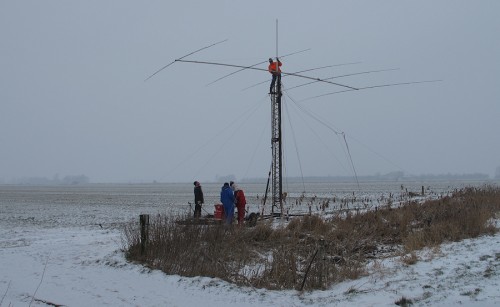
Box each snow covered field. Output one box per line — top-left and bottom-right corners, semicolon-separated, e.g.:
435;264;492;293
1;183;499;306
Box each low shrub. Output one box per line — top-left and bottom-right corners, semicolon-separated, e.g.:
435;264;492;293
124;185;500;290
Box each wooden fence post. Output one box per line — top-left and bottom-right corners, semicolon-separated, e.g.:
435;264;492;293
140;214;150;254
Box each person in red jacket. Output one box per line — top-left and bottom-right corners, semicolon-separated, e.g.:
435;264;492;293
268;57;282;94
232;184;247;225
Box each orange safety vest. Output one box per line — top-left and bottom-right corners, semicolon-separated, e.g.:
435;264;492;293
268;61;282;74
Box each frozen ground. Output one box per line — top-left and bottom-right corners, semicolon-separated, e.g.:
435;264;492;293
1;183;499;306
1;223;499;306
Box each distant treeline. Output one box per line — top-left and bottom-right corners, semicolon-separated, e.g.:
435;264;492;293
2;174;90;185
241;172;491;183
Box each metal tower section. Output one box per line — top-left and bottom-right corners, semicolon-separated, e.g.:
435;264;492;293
270;78;283;216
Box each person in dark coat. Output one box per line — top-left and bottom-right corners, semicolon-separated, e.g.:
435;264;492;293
193;181;204;218
220;182;235;225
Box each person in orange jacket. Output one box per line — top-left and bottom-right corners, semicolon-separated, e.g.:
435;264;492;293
268;57;282;94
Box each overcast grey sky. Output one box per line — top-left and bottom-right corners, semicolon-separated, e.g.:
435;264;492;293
1;0;499;183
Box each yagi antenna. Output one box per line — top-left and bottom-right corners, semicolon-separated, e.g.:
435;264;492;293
144;39;228;81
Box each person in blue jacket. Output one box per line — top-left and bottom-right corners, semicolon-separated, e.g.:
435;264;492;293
220;182;235;225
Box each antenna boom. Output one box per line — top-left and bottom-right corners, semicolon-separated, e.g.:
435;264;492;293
176;59;358;90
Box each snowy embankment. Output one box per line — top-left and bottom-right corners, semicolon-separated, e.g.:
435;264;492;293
1;220;499;306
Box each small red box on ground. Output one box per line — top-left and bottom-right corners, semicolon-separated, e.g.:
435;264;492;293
214;204;224;220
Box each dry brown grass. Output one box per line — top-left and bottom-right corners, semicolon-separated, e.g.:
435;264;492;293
123;185;500;290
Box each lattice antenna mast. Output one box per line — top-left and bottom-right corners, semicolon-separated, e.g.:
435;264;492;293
145;28;440;220
270;19;284;216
